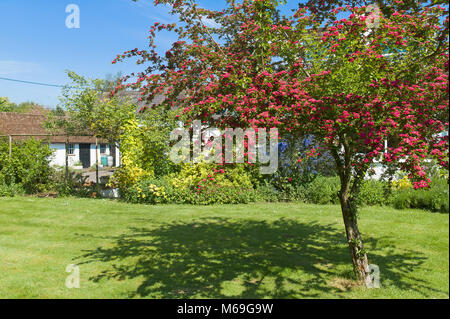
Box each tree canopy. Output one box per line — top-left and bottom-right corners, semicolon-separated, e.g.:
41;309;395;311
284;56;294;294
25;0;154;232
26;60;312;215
0;97;47;114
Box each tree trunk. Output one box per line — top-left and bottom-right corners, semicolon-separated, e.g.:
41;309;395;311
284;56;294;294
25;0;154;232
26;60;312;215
339;190;370;282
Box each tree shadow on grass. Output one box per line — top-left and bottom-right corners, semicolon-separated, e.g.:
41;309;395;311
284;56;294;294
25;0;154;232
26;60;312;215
77;217;435;298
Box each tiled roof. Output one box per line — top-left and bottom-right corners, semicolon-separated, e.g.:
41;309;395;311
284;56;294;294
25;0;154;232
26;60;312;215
0;112;101;143
1;90;153;143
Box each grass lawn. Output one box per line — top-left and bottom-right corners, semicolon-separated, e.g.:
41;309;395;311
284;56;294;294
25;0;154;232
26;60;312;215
0;197;448;299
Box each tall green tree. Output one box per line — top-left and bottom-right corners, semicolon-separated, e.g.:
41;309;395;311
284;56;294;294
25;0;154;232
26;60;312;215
0;97;45;113
47;71;137;145
46;71;139;173
0;97;14;112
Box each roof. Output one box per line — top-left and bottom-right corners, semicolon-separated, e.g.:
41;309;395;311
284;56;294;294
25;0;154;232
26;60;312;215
0;112;102;144
110;90;167;112
104;89;183;113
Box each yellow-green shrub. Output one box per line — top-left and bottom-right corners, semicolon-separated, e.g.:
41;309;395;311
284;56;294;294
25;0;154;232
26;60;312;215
168;162;257;204
391;175;413;190
109;119;153;190
124;178;171;204
170;162;253;190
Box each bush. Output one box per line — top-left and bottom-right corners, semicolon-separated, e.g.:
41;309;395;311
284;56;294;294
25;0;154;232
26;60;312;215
50;167;99;198
124;175;257;205
0;138;54;194
122;163;259;205
110;112;181;190
391;175;413;190
255;181;280;202
124;177;173;204
171;162;254;189
268;175;306;202
391;178;449;213
0;182;24;197
358;179;389;206
193;184;257;205
277;135;336;186
303;176;340;205
169;163;257;204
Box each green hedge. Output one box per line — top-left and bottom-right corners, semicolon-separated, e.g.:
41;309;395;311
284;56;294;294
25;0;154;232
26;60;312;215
298;176;448;213
121;174;449;213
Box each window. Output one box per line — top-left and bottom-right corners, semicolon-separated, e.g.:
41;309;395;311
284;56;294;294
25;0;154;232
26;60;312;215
68;144;75;155
100;144;107;154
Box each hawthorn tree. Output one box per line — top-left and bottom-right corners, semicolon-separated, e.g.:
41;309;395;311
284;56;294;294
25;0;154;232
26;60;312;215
300;0;450;23
116;0;449;281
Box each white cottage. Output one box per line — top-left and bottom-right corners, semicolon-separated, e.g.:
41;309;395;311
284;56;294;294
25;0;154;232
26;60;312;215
0;111;120;168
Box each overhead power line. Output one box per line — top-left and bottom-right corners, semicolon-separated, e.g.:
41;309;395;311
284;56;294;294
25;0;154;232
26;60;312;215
0;76;66;88
0;76;134;92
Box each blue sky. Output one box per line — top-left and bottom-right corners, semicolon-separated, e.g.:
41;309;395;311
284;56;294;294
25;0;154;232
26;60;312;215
0;0;298;108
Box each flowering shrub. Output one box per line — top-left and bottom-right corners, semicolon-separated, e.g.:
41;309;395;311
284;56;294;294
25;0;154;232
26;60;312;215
392;175;413;190
274;136;336;193
124;178;172;204
169;162;257;204
123;173;257;205
122;163;257;205
170;162;253;191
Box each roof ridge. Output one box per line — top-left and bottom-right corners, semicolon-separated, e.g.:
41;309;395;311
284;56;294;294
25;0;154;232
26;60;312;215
0;111;46;117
